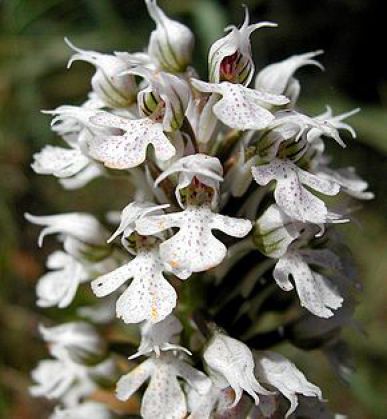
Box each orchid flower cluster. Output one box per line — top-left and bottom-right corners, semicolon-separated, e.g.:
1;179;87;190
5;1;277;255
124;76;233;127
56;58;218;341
27;1;372;418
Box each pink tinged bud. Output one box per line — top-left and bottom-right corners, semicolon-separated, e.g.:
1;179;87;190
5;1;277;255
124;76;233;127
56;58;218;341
208;7;277;86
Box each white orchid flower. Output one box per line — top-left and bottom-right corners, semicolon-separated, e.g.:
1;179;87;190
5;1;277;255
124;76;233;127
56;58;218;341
273;248;343;318
129;314;191;359
39;321;106;361
66;38;137;108
208;8;276;85
35;103;108;189
269;110;346;147
191;79;288;131
255;50;324;104
252;158;342;224
136;204;252;279
107;201;169;252
116;352;211;419
255;351;323;418
87;110;176;169
312;106;360;140
91;244;177;324
32;145;90;178
316;166;374;200
35;251;89;308
145;0;194;72
203;332;271;407
30;349;115;408
155;154;223;208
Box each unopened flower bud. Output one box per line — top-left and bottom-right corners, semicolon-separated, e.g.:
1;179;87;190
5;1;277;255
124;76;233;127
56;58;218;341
145;0;194;73
66;39;137;108
208;8;276;85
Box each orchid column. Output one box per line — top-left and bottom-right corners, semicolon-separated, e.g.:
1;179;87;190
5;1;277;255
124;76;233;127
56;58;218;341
27;1;372;418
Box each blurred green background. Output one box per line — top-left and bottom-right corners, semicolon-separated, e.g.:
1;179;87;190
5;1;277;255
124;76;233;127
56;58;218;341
0;0;386;418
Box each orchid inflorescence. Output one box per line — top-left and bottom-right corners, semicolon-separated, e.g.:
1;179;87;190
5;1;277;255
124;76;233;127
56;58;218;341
27;1;372;418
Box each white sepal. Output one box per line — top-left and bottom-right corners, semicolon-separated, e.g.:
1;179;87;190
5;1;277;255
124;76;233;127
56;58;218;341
255;50;323;104
129;314;191;359
66;38;137;108
25;212;109;247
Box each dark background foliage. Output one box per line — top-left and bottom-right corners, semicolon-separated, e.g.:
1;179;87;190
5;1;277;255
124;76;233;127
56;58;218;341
0;0;386;417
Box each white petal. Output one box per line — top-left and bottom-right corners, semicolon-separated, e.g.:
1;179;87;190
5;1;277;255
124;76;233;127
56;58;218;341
91;262;133;297
141;360;187;419
209;213;252;238
255;351;322;418
273;252;343;318
252;159;340;224
88;112;175;169
187;385;218;419
39;322;104;357
116;358;154;401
